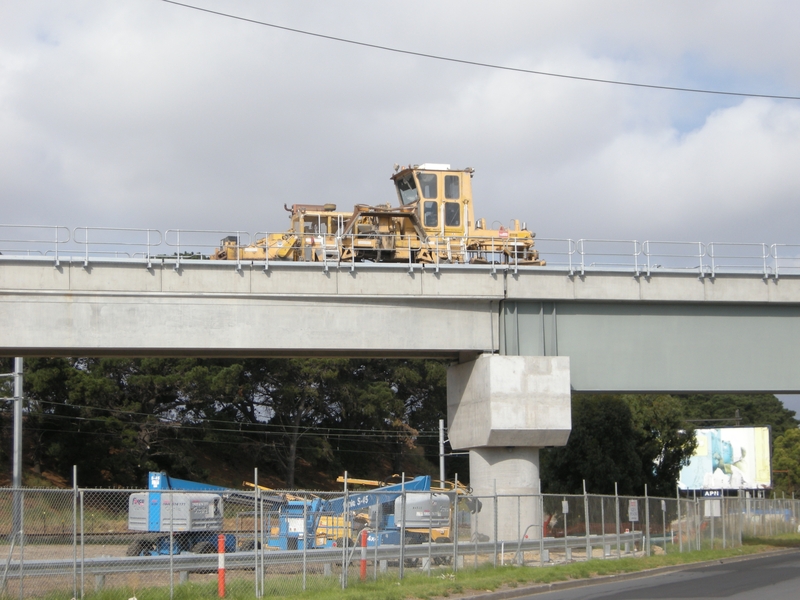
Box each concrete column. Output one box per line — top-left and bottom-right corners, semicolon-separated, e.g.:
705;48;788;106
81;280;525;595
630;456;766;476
447;355;571;542
470;447;540;542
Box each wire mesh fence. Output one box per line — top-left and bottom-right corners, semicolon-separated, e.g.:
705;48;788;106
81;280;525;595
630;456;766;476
0;485;796;599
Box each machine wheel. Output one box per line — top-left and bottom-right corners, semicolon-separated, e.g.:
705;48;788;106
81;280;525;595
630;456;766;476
239;539;256;552
126;539;152;557
191;541;215;554
434;536;452;544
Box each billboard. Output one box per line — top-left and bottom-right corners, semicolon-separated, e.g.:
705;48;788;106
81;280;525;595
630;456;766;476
678;427;771;490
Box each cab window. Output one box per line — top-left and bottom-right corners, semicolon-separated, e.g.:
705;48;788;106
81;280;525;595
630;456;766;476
423;201;438;227
445;175;460;199
396;174;419;205
444;202;461;227
418;173;438;199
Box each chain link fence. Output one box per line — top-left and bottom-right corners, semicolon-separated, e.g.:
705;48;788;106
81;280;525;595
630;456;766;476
0;484;796;599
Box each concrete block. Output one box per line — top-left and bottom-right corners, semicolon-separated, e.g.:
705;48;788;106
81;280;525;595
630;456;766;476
447;355;571;449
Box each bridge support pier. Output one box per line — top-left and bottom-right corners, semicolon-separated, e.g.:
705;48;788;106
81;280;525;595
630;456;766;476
447;355;571;542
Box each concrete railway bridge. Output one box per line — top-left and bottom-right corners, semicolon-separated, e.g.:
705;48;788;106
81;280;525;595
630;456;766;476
2;235;800;538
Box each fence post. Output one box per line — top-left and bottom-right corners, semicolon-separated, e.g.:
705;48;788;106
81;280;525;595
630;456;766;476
563;497;568;562
399;473;406;580
722;495;726;549
169;491;174;600
18;490;24;600
254;468;259;597
493;480;498;569
80;490;85;600
538;481;544;567
644;485;650;556
614;483;621;559
302;499;307;591
676;485;682;554
583;480;591;560
72;466;77;600
427;490;433;574
342;472;349;589
453;474;459;572
600;493;607;558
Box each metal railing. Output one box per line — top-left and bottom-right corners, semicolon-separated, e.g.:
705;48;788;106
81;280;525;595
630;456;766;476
1;224;799;278
0;225;70;266
72;227;162;268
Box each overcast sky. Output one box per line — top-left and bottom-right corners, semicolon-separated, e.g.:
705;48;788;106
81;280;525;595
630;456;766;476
2;1;800;412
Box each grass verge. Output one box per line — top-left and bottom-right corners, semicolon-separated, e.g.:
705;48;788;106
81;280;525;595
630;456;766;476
41;535;800;600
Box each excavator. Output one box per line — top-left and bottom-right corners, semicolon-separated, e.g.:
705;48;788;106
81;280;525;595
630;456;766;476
213;164;544;266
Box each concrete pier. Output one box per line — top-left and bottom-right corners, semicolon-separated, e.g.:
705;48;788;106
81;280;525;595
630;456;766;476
447;355;571;541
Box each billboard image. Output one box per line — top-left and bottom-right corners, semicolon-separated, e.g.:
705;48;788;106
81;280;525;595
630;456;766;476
678;427;771;490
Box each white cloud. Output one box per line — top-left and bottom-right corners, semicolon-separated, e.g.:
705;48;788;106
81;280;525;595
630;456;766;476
1;0;799;246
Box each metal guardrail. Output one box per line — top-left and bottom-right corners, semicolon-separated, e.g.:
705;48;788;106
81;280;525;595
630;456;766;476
0;532;645;582
0;224;799;277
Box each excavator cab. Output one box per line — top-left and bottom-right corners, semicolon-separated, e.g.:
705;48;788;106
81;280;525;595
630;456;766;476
391;164;474;239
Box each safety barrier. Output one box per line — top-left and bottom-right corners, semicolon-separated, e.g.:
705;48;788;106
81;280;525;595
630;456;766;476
1;224;800;277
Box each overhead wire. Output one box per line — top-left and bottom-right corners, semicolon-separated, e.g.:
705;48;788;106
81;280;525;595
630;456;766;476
25;398;443;440
162;0;800;101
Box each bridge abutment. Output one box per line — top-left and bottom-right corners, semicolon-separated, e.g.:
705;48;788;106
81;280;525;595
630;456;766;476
447;355;571;541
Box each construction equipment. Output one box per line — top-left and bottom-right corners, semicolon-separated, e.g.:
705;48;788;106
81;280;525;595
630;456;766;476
127;472;238;556
336;475;480;548
240;475;434;551
213;164;544;266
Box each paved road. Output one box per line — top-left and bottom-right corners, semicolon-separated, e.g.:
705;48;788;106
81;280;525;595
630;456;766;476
508;550;800;600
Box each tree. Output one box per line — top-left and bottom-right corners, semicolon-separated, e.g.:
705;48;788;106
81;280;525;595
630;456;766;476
677;394;798;438
541;395;644;495
772;428;800;496
623;395;697;497
541;394;696;496
22;357;185;486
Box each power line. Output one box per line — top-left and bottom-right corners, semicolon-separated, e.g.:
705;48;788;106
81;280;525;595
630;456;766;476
162;0;800;101
27;399;442;440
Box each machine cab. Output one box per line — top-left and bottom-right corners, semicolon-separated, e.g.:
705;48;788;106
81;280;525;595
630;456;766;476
391;164;475;238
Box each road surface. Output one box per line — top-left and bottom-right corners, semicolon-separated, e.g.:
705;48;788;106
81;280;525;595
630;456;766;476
504;550;800;600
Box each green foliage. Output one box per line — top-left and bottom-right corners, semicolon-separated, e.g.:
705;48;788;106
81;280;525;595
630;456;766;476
772;428;800;496
541;394;696;495
623;395;697;497
541;395;644;494
676;394;798;438
9;357;451;489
